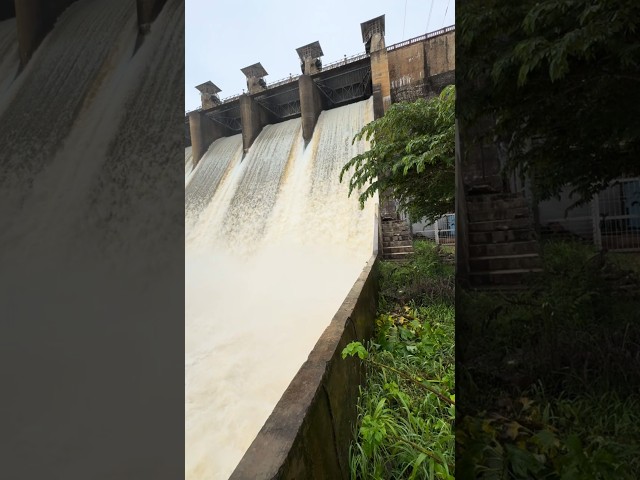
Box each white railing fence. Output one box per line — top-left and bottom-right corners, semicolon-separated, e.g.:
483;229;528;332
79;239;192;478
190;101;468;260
537;177;640;252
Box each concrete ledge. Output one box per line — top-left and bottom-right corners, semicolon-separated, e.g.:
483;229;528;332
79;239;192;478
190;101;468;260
230;253;380;480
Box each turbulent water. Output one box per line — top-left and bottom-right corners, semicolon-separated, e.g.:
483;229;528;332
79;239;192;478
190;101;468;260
1;1;184;477
185;98;376;479
185;145;194;182
186;135;242;219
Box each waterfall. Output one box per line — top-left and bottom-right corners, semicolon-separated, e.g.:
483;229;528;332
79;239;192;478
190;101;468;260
185;98;376;479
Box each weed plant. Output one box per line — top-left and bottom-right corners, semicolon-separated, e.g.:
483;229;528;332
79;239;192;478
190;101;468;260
344;241;455;479
457;240;640;479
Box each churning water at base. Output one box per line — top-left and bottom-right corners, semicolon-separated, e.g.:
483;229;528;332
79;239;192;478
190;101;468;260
185;98;375;479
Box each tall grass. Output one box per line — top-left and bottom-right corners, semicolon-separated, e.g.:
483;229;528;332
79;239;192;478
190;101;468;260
345;241;455;479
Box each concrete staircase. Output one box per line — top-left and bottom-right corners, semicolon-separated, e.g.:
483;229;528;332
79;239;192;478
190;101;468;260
466;193;542;287
381;219;414;261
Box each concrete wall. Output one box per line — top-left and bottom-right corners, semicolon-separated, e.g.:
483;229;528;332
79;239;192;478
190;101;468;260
387;31;455;102
460;114;503;192
388;43;425;102
370;49;391;112
423;31;455;76
230;253;380;480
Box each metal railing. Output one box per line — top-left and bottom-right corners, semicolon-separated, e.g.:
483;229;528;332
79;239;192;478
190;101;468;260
267;74;300;89
386;25;455;52
411;214;456;245
321;51;369;73
537;177;640;251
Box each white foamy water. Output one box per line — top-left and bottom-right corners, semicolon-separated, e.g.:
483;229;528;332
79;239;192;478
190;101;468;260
186;135;243;219
185;98;375;479
185;146;194;182
0;0;134;211
1;1;184;476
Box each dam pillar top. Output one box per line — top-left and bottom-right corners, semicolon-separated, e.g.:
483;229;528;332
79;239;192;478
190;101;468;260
195;81;222;110
241;62;268;95
362;15;391;112
361;15;386;53
296;41;324;75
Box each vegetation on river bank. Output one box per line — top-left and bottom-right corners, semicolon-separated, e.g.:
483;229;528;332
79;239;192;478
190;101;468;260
343;241;455;479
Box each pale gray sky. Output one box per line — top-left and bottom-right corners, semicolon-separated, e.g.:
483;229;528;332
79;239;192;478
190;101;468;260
185;0;454;111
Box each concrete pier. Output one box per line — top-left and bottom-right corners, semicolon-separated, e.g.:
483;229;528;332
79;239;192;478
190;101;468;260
15;0;77;66
188;111;231;165
298;75;323;142
136;0;166;34
239;94;274;154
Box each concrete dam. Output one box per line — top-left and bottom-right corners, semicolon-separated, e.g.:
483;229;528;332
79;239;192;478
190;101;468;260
185;99;376;479
185;16;455;479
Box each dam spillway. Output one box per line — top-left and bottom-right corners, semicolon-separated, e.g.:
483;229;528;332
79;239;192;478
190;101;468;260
1;0;185;476
185;98;376;479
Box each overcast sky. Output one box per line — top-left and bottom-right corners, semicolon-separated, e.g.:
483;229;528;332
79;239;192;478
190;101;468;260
185;0;454;111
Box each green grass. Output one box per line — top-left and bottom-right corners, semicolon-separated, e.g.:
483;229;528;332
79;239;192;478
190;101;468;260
457;239;640;479
344;241;455;479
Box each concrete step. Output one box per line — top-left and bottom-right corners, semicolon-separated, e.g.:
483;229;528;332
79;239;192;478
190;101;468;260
469;268;543;286
384;245;414;254
470;241;539;257
382;229;412;237
383;252;412;260
382;220;410;227
469;228;535;244
384;239;413;247
382;224;411;232
468;217;532;232
383;234;412;242
468;206;531;222
469;253;541;271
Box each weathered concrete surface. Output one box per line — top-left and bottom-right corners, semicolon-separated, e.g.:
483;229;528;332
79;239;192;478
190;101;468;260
188;111;230;165
230;253;379;480
372;85;384;120
387;30;455;102
15;0;77;65
239;94;274;153
136;0;166;33
370;48;391;113
298;75;323;142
